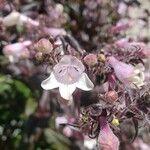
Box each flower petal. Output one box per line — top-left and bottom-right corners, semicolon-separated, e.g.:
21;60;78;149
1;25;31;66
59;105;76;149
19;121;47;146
59;84;76;100
134;69;140;74
99;117;120;150
53;55;85;84
41;72;59;90
76;73;94;91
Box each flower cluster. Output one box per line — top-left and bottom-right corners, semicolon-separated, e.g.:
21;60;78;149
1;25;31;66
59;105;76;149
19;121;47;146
1;1;150;150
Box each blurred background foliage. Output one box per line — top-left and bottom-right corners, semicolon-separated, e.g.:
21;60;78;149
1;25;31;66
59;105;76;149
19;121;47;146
0;73;72;150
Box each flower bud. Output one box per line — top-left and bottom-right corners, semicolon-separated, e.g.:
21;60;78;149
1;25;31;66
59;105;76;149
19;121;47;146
105;90;118;103
34;38;53;54
83;54;97;66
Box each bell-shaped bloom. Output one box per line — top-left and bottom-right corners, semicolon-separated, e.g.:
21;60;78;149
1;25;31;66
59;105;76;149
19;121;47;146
98;117;120;150
108;56;145;88
3;41;31;62
41;55;94;100
2;11;39;27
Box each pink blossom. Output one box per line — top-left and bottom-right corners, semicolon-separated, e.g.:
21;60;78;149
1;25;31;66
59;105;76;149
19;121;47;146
98;117;120;150
108;56;145;88
3;41;31;62
111;19;130;33
83;53;98;66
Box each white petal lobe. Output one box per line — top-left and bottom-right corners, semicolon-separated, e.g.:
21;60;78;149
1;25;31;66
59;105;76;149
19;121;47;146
59;84;76;100
41;72;59;90
76;73;94;91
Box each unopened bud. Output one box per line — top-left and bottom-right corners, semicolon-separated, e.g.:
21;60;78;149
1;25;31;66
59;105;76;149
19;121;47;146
83;53;97;66
34;38;53;54
105;91;118;103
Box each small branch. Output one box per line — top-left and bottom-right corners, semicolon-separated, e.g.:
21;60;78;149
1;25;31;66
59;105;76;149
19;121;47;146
39;90;50;109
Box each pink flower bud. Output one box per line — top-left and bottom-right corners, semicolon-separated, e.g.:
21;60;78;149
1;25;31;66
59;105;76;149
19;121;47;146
34;38;53;54
83;54;98;66
98;117;120;150
105;90;118;103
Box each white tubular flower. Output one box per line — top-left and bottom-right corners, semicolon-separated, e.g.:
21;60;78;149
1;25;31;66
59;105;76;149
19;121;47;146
2;11;39;27
41;55;94;101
